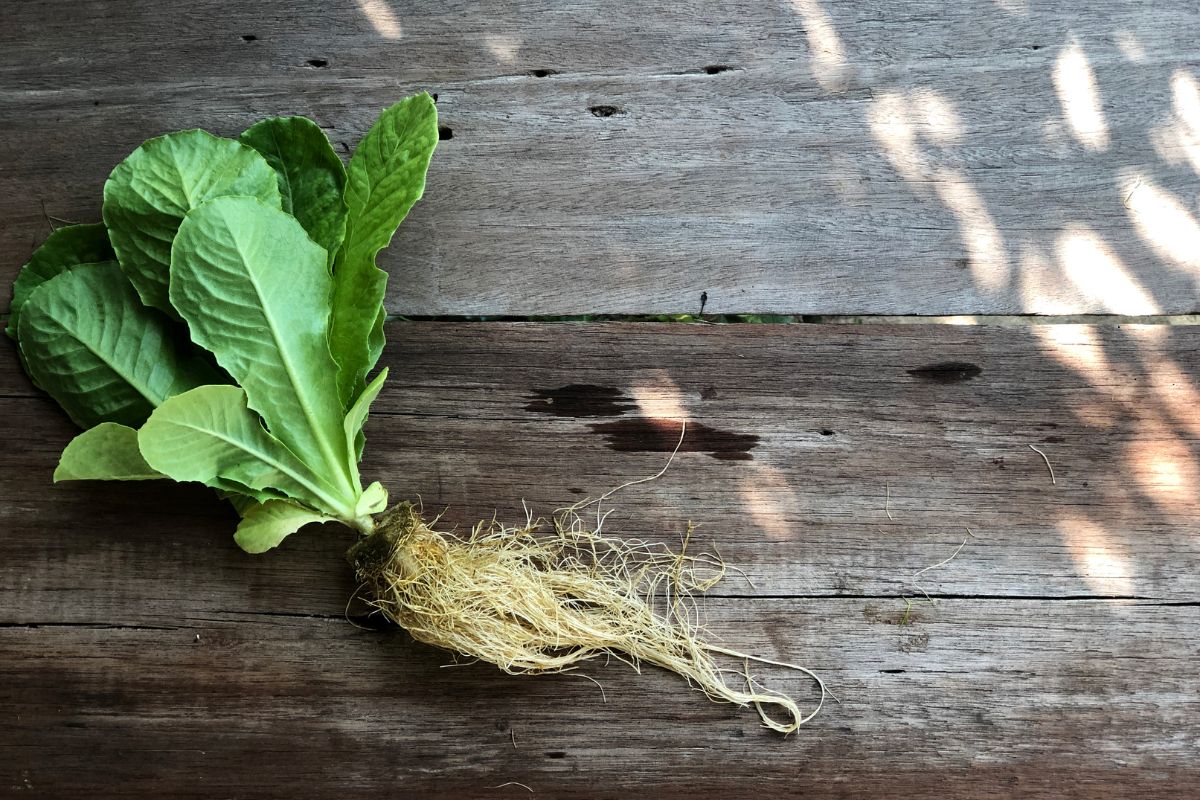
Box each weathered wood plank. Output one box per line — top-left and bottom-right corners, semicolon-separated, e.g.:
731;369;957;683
2;600;1196;797
6;1;1193;88
3;322;1199;629
3;2;1198;314
3;322;1198;794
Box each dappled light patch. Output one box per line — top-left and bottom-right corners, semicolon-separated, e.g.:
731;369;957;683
1057;515;1135;597
355;0;402;39
868;91;928;185
1017;245;1078;315
1057;225;1159;314
1030;326;1121;429
934;169;1010;294
1127;412;1198;515
483;34;521;65
790;0;852;93
629;373;690;423
1054;38;1110;151
1129;331;1200;437
739;464;806;543
1122;172;1200;273
1114;30;1148;63
989;0;1030;15
1032;325;1114;386
868;88;1010;296
915;89;965;146
1166;70;1200;174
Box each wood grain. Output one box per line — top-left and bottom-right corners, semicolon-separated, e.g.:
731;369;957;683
3;1;1199;315
2;600;1196;798
5;322;1198;619
2;322;1198;795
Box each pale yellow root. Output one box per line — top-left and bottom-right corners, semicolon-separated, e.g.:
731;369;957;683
348;502;828;734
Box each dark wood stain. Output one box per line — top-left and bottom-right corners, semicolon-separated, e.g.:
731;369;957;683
589;418;758;460
700;386;719;400
907;361;982;384
525;384;635;418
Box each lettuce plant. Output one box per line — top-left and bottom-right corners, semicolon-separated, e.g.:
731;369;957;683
10;93;823;733
13;95;437;550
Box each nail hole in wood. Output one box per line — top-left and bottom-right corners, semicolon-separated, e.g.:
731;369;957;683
438;125;454;140
588;105;621;117
306;58;329;68
242;34;258;42
529;68;558;78
703;64;732;75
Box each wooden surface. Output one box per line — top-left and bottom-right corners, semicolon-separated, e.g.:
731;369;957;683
4;1;1200;795
3;1;1200;315
4;322;1199;797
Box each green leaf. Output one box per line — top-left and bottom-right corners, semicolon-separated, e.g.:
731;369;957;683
224;492;261;517
9;223;114;341
239;116;348;266
216;480;290;509
13;261;95;390
354;481;389;518
344;367;388;468
170;196;356;501
103;129;280;315
53;413;287;505
53;408;285;508
54;422;164;482
138;385;352;516
330;93;438;406
17;263;223;429
234;499;335;554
